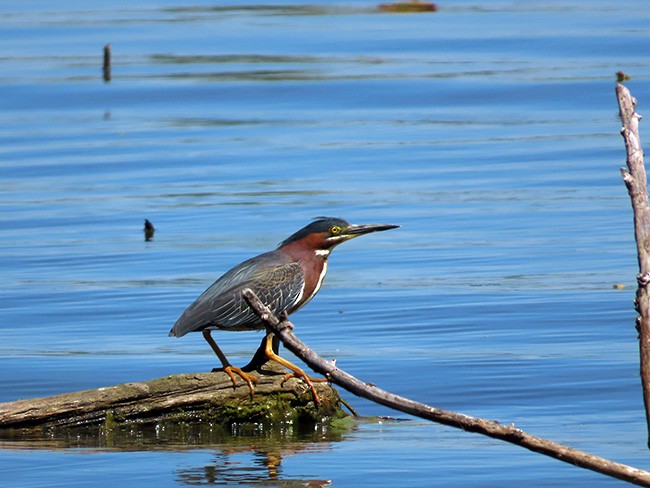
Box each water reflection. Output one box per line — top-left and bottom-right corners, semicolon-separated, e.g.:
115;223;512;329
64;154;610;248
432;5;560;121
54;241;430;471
176;447;330;487
0;422;342;486
0;417;346;448
161;5;341;17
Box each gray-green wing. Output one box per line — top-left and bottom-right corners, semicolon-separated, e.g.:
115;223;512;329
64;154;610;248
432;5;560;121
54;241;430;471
169;251;304;337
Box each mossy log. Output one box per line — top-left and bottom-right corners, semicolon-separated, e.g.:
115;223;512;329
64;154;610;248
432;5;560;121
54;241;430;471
0;363;345;430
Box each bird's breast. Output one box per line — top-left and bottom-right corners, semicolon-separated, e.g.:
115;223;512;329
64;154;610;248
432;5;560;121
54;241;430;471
297;257;327;309
279;245;330;313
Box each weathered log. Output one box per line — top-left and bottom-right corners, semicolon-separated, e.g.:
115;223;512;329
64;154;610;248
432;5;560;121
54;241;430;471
616;83;650;447
0;362;344;430
243;289;650;487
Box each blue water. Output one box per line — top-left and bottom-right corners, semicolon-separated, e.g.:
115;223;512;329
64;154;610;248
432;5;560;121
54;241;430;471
1;0;650;486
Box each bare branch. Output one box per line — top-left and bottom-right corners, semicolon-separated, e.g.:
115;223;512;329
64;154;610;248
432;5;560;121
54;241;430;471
617;83;650;446
243;288;650;487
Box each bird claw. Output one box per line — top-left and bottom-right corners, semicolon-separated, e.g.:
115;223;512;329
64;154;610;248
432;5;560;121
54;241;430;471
214;365;258;399
282;372;327;384
281;372;327;405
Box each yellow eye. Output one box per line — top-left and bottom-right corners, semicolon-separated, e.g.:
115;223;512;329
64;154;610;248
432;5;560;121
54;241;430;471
330;225;342;235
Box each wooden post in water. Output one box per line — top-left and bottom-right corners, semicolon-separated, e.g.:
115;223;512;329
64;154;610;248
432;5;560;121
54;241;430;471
103;43;111;82
616;83;650;447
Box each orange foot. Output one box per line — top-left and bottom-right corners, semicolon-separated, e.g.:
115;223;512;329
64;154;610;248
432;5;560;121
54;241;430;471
262;332;326;404
214;365;258;398
281;371;328;404
282;372;328;384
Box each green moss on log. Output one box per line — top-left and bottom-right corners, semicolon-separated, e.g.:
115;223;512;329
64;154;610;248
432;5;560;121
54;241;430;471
0;366;347;431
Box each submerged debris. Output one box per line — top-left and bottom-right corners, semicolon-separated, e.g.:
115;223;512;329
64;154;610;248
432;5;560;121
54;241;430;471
379;1;437;13
144;219;155;241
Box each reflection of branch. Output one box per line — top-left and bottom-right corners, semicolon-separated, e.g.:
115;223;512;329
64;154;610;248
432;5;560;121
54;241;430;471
243;288;650;487
617;83;650;447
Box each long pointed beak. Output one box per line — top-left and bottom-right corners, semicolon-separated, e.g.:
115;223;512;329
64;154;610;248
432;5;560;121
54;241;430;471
344;223;400;237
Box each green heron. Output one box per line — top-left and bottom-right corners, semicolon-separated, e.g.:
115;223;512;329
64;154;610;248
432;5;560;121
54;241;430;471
169;217;398;401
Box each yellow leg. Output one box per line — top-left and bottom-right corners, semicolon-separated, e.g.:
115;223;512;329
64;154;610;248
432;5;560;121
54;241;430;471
263;332;325;404
202;330;258;397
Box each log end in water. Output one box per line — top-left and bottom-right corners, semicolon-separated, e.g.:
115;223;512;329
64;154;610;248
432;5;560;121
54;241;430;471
0;363;346;432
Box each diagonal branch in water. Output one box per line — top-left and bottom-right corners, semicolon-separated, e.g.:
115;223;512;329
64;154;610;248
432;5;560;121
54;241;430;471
242;288;650;487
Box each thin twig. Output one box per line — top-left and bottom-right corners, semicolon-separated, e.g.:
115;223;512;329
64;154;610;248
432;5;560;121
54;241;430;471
243;288;650;487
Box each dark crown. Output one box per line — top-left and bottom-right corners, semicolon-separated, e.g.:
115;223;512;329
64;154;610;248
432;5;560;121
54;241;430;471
278;217;349;248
